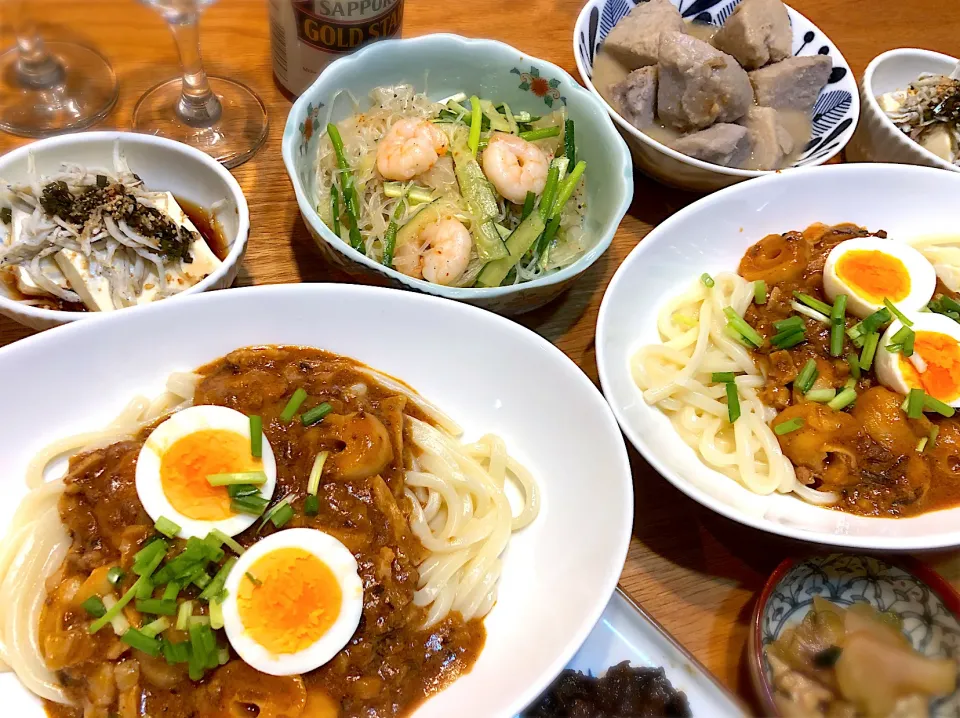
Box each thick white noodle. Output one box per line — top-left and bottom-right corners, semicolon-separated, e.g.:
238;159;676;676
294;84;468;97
633;273;808;498
908;235;960;293
403;417;539;627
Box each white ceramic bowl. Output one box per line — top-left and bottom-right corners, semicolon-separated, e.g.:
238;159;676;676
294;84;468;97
0;131;249;331
574;0;860;192
281;33;633;316
597;163;960;551
848;48;960;172
0;283;633;717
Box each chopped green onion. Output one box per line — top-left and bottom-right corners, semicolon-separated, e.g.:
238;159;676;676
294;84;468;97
209;598;225;630
796;360;819;394
521;191;536;220
258;495;296;533
928;425;940;450
849;308;892;345
188;615;211;627
107;566;125;586
218;646;230;665
326;124;359;215
162;639;190;665
227;483;260;498
711;372;737;383
831;294;847;323
890;325;914;346
549;160;586;219
518;126;561;142
725;381;741;423
133;539;168;576
791;301;830;325
135;577;154;600
774;418;805;435
122;628;161;657
829;294;847;357
304;495;320;516
192;572;211;590
154;516;181;539
468;95;483;156
793;291;833;316
844;377;857;390
141;617;171;638
208;529;245;555
135;598;178;616
753;280;767;305
846;353;862;381
562;118;577;165
176;601;193;631
230;494;269;516
828;387;857;411
701;273;715;288
245;572;262;587
771;329;806;349
917;437;929;453
307;451;329;496
207;471;268;487
81;596;107;618
249;415;262;458
280;388;308;422
381;190;407;269
883;298;913;327
805;388;837;403
199;557;237;602
162;582;180;601
773;316;804;332
270;503;295;529
903;329;916;357
829;323;845;357
382;182;433;204
539;165;560;221
301;402;333;427
906;388;926;419
329;184;341;238
929;295;960;322
859;332;880;370
924;393;956;417
724;324;754;348
723;307;764;348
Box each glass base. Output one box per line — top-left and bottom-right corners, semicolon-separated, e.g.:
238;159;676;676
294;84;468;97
0;42;118;138
132;76;268;169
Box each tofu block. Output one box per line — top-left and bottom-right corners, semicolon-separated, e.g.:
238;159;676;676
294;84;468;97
612;66;659;130
749;55;832;114
657;32;754;131
8;208;70;297
603;0;686;69
713;0;792;70
671;123;753;167
738;106;795;169
54;249;115;311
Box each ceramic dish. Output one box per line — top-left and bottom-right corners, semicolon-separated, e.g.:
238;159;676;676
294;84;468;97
848;48;960;172
573;0;859;192
281;33;633;316
0;283;634;717
750;554;960;716
596;162;960;551
0;131;249;331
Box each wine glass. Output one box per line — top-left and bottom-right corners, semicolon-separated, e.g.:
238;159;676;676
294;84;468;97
0;5;118;137
133;0;268;169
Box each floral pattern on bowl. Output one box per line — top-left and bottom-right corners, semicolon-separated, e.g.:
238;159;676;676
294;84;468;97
573;0;860;190
750;554;960;716
281;33;632;316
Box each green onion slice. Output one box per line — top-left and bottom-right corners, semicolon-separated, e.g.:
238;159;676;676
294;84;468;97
723;307;764;348
701;273;715;288
307;451;329;496
754;280;767;304
304;494;320;516
154;516;181;539
924;393;956;417
279;388;308;423
906;388;925;419
208;529;245;555
726;381;741;423
805;388;837;403
107;566;125;586
711;372;737;383
301;402;333;427
773;316;804;332
828;387;858;411
845;353;861;381
796;359;818;394
774;418;805;435
207;471;268;487
883;298;913;327
176;600;193;631
81;596;107;618
928;425;940;450
121;627;161;657
859;332;880;371
793;291;833;316
198;558;237;603
249;415;263;458
141;617;171;639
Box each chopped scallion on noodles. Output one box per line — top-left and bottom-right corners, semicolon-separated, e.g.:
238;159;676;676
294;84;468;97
796;360;819;394
775;418;805;435
725;381;741;423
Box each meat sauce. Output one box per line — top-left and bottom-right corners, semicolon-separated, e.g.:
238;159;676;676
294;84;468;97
41;346;484;718
739;223;960;517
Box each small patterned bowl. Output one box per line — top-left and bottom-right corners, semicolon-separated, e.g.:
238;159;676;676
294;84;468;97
573;0;860;192
750;554;960;717
280;33;633;316
847;48;960;172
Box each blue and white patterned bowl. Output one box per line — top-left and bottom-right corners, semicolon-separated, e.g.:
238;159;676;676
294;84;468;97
573;0;860;191
750;554;960;716
281;34;633;316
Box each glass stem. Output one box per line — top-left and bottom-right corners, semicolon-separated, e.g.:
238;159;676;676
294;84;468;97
13;11;64;89
167;10;222;127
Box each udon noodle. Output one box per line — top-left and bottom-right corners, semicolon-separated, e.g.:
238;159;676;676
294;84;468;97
633;272;836;504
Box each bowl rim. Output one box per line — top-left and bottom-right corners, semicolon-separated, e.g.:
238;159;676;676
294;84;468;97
861;47;960;173
572;0;861;178
280;32;634;300
596;161;960;551
0;130;250;323
748;553;960;716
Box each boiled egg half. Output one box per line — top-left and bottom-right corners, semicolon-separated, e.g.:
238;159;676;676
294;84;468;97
136;405;276;538
875;312;960;407
822;238;936;319
221;528;363;676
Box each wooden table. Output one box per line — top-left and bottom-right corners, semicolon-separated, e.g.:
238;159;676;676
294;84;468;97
3;0;958;711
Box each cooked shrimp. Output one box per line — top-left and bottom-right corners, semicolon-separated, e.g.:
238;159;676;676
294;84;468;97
481;132;549;204
376;119;449;181
394;217;472;286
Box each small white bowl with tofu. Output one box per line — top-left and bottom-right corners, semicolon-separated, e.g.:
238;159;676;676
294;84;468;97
574;0;859;192
848;48;960;172
0;131;248;331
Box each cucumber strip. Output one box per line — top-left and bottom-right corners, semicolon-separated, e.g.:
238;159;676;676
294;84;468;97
449;127;508;261
476;212;546;288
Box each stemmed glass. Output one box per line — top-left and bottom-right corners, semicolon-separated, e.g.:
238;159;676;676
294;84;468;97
134;0;268;168
0;4;118;137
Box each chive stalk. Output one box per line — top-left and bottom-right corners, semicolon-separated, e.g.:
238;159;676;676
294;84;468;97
723;307;764;348
468;96;483;156
280;388;308;422
793;291;833;316
774;418;805;435
307;451;329;496
519;126;561;142
725;381;741;423
753;280;767;305
206;471;268;487
249;415;262;458
301;402;333;427
795;360;818;394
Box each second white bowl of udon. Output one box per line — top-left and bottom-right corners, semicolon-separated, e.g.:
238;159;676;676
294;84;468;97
597;162;960;551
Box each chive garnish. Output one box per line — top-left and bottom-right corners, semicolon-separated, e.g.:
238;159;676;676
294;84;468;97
162;582;180;601
773;316;804;332
723;307;764;348
771;329;806;349
845;353;861;381
774;418;805;435
859;332;880;370
245;572;262;587
176;600;193;631
793;291;833;316
753;280;767;305
135;577;154;600
701;273;715;288
198;557;237;603
906;388;925;419
805;388;837;403
883;298;913;327
122;627;161;657
711;372;737;383
154;516;181;539
849;308;892;346
208;529;245;555
301;402;333;426
304;495;320;516
207;471;268;487
307;451;329;496
210;599;225;630
135;598;178;616
829;294;847;357
81;596;107;618
796;360;818;394
249;415;263;458
725;381;741;423
828;387;857;411
107;566;125;586
928;425;940;450
90;574;156;634
271;503;295;528
280;388;308;422
141;617;171;639
924;393;956;417
230;494;269;516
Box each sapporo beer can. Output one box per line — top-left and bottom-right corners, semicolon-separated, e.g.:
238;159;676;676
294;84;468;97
268;0;404;98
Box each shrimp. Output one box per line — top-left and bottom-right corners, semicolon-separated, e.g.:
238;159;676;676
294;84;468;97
376;119;449;181
393;217;472;286
481;132;549;204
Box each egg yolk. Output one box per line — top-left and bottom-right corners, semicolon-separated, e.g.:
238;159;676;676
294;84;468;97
836;250;911;304
899;331;960;402
159;429;262;521
238;548;342;655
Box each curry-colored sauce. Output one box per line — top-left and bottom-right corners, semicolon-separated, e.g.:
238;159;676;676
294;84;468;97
739;223;960;517
41;346;484;718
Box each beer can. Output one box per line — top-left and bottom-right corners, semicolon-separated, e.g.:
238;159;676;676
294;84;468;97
268;0;405;98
